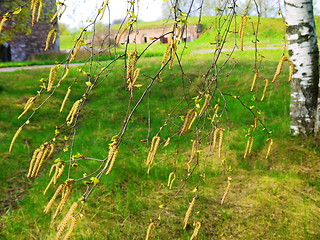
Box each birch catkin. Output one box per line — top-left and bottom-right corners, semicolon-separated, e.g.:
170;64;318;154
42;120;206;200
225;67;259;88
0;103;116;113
60;87;72;112
180;109;197;135
66;100;81;125
260;79;269;101
265;138;273;159
190;222;201;240
48;65;58;92
53;184;73;219
221;177;232;204
44;162;65;195
44;184;64;214
243;136;253;159
146;136;160;174
251;70;259;91
239;15;248;51
100;0;109;20
18;97;35;119
0;15;8;32
28;143;54;178
272;55;287;82
9;127;23;152
167;172;176;189
56;202;78;240
199;93;212;116
145;222;155;240
69;38;84;63
45;29;57;51
183;196;197;229
31;0;43;25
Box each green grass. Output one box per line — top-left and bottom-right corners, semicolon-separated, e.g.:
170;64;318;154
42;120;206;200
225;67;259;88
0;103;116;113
1;17;320;239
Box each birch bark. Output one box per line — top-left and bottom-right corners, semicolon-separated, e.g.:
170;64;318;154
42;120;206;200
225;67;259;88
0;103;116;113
285;0;319;135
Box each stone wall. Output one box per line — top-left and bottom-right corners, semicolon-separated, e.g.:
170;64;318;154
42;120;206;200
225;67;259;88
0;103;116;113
0;0;59;62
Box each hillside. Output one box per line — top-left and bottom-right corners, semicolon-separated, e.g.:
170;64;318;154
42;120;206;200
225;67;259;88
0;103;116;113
1;16;320;239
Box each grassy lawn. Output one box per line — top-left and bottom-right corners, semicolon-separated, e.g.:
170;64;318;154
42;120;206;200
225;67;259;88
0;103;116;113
0;16;320;239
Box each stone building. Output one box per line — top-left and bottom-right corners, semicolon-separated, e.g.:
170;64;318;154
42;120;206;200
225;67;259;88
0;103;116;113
0;0;59;62
118;24;202;44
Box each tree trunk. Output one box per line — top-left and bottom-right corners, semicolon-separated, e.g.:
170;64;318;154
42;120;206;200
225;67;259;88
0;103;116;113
285;0;319;136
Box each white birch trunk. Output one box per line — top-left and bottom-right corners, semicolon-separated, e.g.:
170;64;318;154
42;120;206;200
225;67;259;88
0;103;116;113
285;0;319;135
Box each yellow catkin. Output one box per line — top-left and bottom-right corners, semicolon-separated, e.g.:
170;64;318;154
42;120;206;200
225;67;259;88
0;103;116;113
260;79;269;101
47;65;58;92
218;128;224;159
160;33;176;71
183;196;197;229
243;136;253;159
253;116;258;130
33;143;54;177
190;222;201;240
145;222;155;240
30;0;36;10
146;136;161;174
27;148;42;177
239;15;248;51
18;97;35;119
133;68;141;83
53;184;73;219
69;39;84;63
30;148;45;177
265;138;273;159
31;0;38;25
221;177;232;205
44;162;65;195
169;39;177;70
128;68;141;91
167;172;176;189
61;216;77;240
187;140;198;172
211;104;220;123
248;136;254;154
251;70;259;91
60;67;69;82
126;51;138;83
66;100;81;126
28;143;54;178
99;0;109;20
9;127;23;152
0;16;8;32
35;143;54;176
105;149;118;175
44;184;64;214
211;128;218;149
272;55;287;82
180;109;197;136
199;93;212;116
163;137;170;147
45;29;57;51
56;202;78;239
36;0;43;22
288;59;294;82
50;2;66;23
60;87;72;112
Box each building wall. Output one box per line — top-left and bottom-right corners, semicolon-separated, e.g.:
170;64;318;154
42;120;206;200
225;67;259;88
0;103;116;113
0;0;59;62
118;24;202;44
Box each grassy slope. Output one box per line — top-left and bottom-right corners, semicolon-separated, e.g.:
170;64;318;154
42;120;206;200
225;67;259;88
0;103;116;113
0;17;320;239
